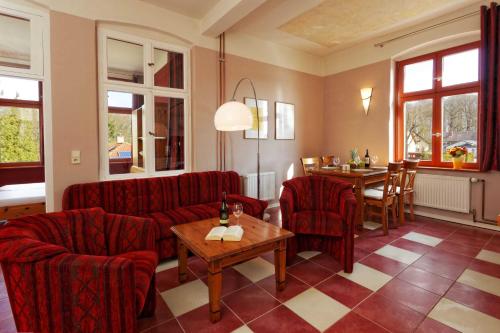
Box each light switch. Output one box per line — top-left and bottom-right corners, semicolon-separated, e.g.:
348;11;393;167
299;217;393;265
71;150;81;164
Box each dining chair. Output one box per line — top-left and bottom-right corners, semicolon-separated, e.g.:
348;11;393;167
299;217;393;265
300;157;321;176
363;162;402;235
321;155;335;166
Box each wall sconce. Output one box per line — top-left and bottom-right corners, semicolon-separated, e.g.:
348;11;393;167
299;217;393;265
360;87;373;115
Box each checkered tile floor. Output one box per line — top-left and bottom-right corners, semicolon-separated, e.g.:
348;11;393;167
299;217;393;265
1;215;500;333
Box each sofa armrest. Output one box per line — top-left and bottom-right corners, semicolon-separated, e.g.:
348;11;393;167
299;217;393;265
105;213;159;255
3;253;137;333
339;188;357;230
226;194;268;219
279;187;295;229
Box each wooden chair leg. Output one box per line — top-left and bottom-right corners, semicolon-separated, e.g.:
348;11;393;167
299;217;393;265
409;193;415;221
381;206;388;235
398;193;405;225
391;203;398;228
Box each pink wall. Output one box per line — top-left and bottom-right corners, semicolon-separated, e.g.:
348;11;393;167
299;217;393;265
50;12;99;210
323;60;500;221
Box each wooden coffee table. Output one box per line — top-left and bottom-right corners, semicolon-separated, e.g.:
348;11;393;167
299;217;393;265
171;214;294;323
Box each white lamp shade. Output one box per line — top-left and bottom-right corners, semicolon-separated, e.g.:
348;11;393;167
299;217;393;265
214;101;253;131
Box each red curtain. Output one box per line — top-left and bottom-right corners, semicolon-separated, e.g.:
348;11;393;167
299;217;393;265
479;3;500;171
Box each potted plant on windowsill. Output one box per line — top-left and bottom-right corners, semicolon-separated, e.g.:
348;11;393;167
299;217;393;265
447;146;468;169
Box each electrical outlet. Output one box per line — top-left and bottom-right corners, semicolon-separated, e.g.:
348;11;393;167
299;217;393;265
71;150;81;164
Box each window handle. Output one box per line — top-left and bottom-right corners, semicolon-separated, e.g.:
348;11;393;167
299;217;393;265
148;62;154;67
432;132;442;137
148;131;156;136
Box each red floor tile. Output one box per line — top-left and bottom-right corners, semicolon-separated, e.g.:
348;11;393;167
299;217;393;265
359;254;408;276
468;258;500;279
353;247;371;262
247;305;318;333
390;238;434;255
256;273;309;302
415;317;460;333
187;257;208;278
142;318;183;333
309;253;343;272
324;312;389;333
138;293;174;331
201;268;252;297
354;293;426;333
377;278;440;315
177;303;243;333
156;267;197;292
445;282;500;319
436;240;482;257
412;249;471;280
316;275;372;308
286;260;333;286
260;251;275;264
396;266;454;296
362;230;402;243
222;284;280;323
484;237;500;253
354;238;387;253
446;231;492;248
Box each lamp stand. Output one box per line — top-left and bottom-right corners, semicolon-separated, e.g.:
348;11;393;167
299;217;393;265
230;78;260;200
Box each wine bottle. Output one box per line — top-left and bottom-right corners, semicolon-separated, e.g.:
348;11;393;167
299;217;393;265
365;149;370;168
220;191;229;226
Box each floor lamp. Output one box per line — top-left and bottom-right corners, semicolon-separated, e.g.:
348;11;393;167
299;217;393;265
214;77;261;199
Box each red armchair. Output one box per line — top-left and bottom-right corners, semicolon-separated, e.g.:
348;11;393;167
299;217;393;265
0;207;158;333
280;176;357;272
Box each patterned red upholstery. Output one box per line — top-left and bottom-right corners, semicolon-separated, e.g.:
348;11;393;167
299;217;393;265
0;207;158;333
280;176;356;273
62;171;268;260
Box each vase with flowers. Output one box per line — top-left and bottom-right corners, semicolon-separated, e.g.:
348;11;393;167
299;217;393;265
447;146;468;169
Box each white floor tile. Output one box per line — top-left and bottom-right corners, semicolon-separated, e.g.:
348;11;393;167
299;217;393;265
338;262;392;291
161;279;208;317
402;231;442;247
375;244;422;264
363;221;381;230
476;249;500;265
457;269;500;297
156;259;178;273
233;257;275;283
285;288;350;331
232;325;253;333
429;298;500;333
297;251;321;259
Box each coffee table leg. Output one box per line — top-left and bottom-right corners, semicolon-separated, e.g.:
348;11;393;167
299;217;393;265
177;240;188;282
274;240;286;291
208;260;222;323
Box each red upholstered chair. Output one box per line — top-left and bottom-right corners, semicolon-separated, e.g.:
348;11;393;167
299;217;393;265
280;176;357;273
0;207;158;333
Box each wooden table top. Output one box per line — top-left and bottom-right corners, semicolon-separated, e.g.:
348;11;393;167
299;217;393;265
171;214;294;262
311;166;387;178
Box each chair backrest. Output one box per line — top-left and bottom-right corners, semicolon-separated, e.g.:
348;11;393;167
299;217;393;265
321;155;335;166
401;159;419;192
301;157;320;175
382;162;403;200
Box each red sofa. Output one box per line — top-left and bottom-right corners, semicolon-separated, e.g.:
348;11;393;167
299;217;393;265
280;176;357;272
0;207;158;333
63;171;268;259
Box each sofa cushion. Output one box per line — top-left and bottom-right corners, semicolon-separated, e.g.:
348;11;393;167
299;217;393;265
290;211;343;237
178;171;223;206
222;171;241;194
114;250;158;314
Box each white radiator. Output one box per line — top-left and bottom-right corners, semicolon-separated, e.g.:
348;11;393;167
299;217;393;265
244;172;276;201
413;174;470;213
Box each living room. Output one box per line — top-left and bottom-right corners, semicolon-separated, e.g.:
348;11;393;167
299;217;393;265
0;0;499;332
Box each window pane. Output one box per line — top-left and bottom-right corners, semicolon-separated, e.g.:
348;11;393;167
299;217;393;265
404;99;433;161
0;14;30;69
403;60;433;93
442;93;478;163
0;106;40;163
107;91;132;108
153;48;184;89
107;38;144;84
442;49;478;87
0;76;39;101
107;92;145;174
154;96;184;171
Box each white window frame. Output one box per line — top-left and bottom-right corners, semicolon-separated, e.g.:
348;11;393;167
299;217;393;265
98;28;191;180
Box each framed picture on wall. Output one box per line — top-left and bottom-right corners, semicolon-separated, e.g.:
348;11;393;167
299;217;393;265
275;102;295;140
244;97;268;139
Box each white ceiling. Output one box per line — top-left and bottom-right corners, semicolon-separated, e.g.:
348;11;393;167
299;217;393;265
140;0;221;19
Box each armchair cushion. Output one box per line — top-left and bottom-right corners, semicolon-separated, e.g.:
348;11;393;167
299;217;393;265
290;211;343;237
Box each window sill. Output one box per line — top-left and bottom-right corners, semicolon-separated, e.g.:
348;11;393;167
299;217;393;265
417;166;480;173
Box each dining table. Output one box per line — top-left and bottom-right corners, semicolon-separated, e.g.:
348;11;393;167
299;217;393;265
310;166;388;230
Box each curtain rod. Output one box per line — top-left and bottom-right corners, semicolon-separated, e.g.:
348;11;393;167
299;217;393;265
374;10;480;48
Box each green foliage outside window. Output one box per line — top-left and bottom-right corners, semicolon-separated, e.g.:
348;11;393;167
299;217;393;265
0;107;40;163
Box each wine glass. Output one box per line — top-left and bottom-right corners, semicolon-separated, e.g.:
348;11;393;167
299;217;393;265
333;156;341;168
233;203;243;225
371;155;379;166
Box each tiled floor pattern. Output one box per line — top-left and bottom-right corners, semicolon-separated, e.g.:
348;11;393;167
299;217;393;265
1;214;500;332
